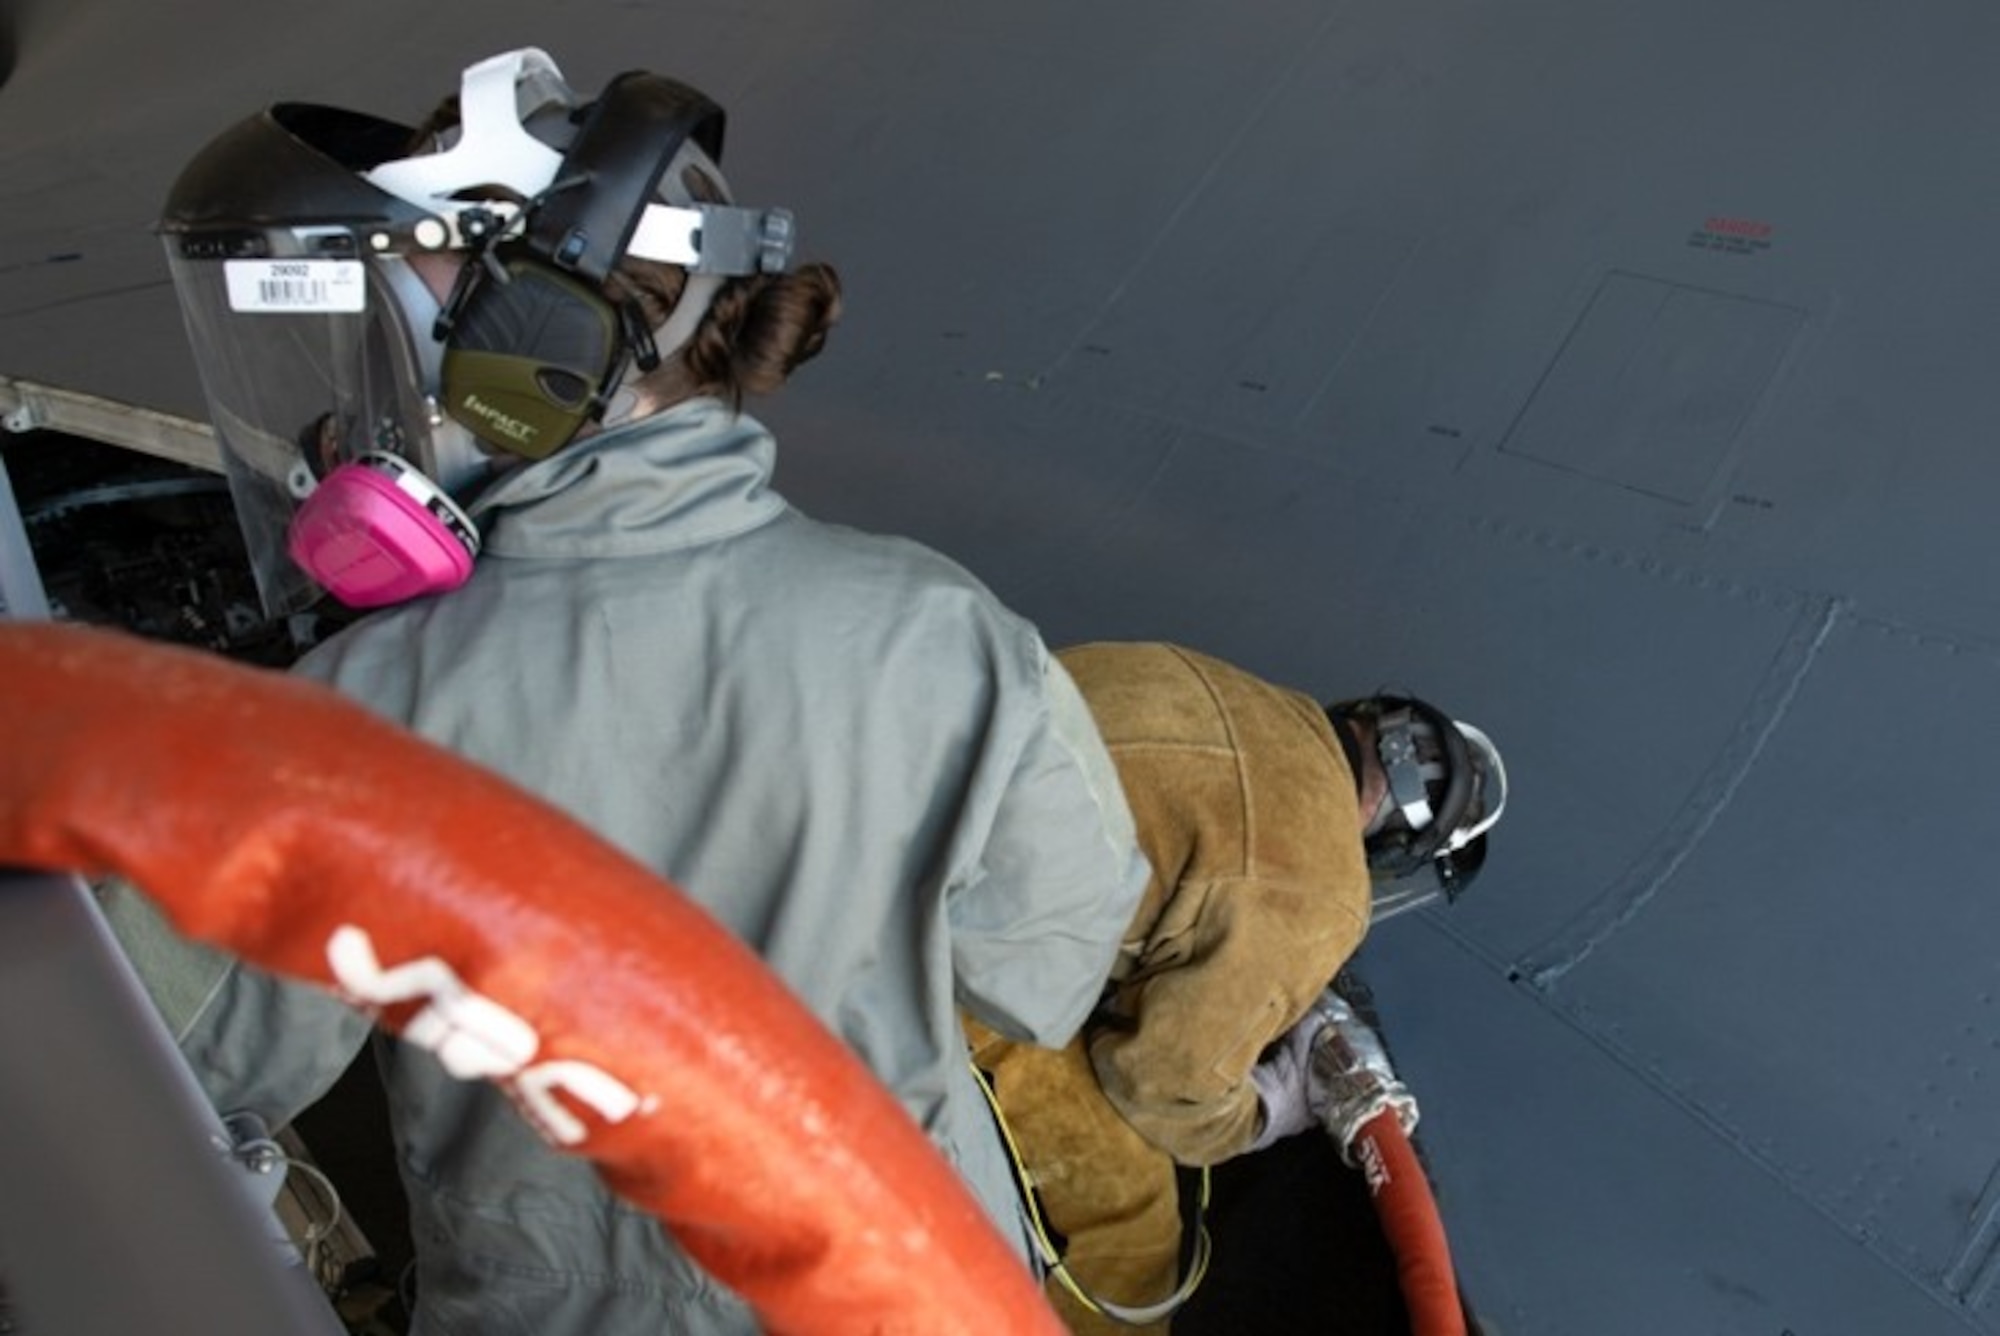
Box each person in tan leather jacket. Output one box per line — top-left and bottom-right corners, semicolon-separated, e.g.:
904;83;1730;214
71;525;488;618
967;640;1507;1335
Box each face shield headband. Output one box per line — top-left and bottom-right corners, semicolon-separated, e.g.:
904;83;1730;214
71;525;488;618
1332;695;1507;915
364;48;795;283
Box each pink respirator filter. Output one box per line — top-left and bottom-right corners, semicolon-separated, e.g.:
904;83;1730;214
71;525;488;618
287;453;480;608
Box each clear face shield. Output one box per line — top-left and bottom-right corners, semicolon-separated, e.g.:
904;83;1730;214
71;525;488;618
163;237;490;616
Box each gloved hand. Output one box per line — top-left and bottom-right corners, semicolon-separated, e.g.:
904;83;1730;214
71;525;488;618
1246;1005;1334;1152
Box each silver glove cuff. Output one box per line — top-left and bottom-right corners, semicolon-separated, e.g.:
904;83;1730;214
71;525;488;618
1307;992;1422;1165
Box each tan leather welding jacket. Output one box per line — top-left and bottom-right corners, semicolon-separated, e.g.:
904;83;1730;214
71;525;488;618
1062;641;1372;1166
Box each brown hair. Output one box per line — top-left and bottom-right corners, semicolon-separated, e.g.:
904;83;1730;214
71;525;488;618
608;259;842;411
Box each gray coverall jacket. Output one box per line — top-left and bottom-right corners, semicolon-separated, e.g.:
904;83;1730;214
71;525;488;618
132;399;1148;1335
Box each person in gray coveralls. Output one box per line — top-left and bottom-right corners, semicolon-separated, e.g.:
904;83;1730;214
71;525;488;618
137;46;1150;1336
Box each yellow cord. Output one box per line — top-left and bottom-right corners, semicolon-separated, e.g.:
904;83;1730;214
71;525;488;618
970;1059;1212;1325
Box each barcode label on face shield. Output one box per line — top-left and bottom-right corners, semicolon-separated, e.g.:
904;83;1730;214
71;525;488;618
224;260;366;313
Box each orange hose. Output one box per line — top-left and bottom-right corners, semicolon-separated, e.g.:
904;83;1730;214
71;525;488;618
1353;1112;1466;1336
0;620;1063;1336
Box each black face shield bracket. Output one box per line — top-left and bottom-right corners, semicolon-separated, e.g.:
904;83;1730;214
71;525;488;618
1330;694;1489;900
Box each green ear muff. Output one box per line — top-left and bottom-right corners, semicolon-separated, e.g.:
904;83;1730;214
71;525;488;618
440;260;624;459
436;74;733;460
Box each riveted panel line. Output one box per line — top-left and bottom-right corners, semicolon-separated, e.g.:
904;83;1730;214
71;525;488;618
1520;592;1847;989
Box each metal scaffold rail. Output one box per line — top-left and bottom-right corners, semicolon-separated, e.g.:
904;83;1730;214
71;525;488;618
0;376;220;474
